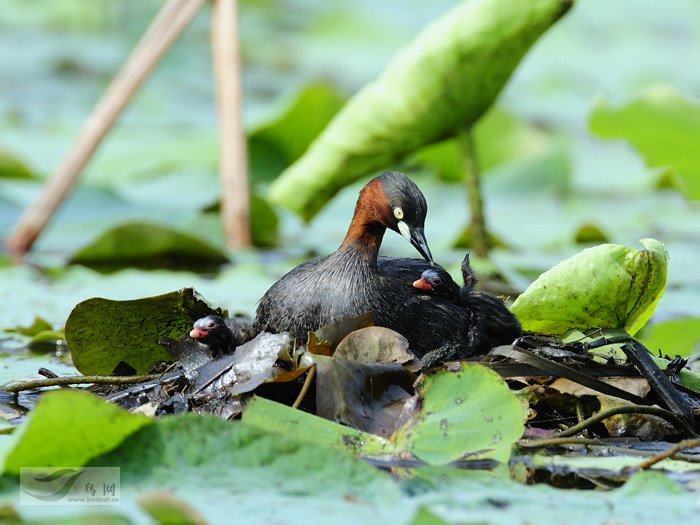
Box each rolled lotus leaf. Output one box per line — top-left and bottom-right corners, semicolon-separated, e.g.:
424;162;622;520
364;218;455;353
511;239;669;336
269;0;573;220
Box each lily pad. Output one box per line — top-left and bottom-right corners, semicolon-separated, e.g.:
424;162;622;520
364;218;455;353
637;317;700;358
139;491;207;525
0;390;151;475
65;288;224;375
250;194;280;248
574;223;610;244
0;398;403;524
0;149;36;180
249;364;524;466
269;0;573;220
243;396;393;456
393;363;525;465
410;107;552;182
4;317;53;337
250;83;347;164
68;221;229;272
511;239;669;336
202;192;279;248
589;85;700;200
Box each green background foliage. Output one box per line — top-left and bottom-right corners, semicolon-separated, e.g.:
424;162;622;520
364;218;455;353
0;1;699;521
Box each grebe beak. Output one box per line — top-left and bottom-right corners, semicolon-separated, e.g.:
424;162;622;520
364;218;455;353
409;227;433;264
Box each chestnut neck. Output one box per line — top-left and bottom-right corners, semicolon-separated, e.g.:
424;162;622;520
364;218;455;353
339;179;390;264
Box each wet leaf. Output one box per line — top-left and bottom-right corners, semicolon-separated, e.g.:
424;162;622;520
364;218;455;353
334;326;413;364
0;390;151;475
392;363;526;465
65;288;224;375
589;85;700;200
314;355;415;436
269;0;573;220
511;239;669;336
69;221;229;271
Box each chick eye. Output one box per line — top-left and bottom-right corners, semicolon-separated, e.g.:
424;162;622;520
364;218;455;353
393;207;404;220
205;321;216;329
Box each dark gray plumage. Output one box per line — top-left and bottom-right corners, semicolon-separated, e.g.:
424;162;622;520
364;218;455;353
414;255;522;357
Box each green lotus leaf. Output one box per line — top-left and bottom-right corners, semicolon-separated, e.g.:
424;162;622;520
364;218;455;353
69;221;229;272
511;239;669;336
65;288;223;375
589;85;700;200
269;0;573;220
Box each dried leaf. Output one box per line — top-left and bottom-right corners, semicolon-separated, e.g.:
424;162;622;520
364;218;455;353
315;355;415;437
549;377;651;400
598;396;677;440
334;326;413;364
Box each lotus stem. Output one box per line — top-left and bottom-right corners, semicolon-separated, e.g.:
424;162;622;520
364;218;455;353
460;129;488;258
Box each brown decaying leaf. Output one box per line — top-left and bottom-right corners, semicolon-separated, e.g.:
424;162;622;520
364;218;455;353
315;355;416;437
549;377;651;400
312;312;375;349
598;396;677;440
334;326;414;364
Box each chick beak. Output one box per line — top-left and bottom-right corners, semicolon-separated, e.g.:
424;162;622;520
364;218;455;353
410;227;433;264
412;277;433;291
190;328;206;339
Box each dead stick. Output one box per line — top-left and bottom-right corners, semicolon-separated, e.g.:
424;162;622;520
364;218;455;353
292;365;316;409
6;0;206;257
211;0;251;248
3;374;162;393
632;438;700;470
518;437;609;448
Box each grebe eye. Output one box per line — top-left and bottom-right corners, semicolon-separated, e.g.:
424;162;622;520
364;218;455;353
393;207;404;220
